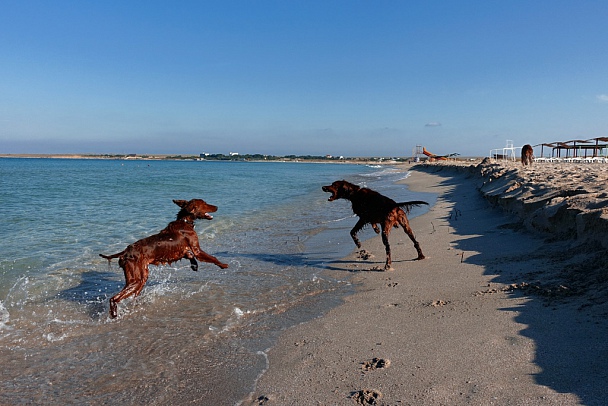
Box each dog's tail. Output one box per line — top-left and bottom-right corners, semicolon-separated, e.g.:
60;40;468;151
396;201;429;214
99;250;126;263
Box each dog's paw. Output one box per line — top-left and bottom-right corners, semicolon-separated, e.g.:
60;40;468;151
218;262;229;269
109;302;118;319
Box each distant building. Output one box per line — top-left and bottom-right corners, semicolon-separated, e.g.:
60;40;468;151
229;152;239;156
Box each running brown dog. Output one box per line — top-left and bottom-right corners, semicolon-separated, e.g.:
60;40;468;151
322;180;427;270
100;199;228;318
521;144;533;166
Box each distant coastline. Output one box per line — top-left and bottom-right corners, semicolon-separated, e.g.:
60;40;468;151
0;153;414;165
0;153;480;165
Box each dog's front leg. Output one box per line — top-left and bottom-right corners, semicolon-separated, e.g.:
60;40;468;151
350;219;367;249
189;258;199;271
184;251;199;271
193;248;228;269
199;251;228;269
184;234;228;269
381;231;393;271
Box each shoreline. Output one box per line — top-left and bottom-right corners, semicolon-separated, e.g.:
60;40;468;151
244;161;608;405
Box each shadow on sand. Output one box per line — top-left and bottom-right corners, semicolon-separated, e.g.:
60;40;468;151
416;165;608;405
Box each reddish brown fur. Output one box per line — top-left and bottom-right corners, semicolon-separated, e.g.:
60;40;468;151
322;180;427;270
522;144;533;166
100;199;228;318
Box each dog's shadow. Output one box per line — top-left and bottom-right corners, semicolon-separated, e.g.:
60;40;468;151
55;270;123;319
218;251;333;269
220;250;409;273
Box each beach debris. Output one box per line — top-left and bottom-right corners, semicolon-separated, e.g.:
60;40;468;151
351;389;383;405
362;357;391;371
474;282;574;298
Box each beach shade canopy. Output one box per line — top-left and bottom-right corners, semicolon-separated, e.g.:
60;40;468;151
535;138;608;158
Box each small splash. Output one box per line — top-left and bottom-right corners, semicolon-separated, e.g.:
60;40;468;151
43;332;68;342
0;301;10;329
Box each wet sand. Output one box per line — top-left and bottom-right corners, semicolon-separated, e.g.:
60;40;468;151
245;160;608;405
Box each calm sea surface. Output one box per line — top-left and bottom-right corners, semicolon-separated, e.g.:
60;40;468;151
0;158;434;404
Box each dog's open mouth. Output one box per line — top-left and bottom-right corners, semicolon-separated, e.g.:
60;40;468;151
322;186;337;201
203;213;214;220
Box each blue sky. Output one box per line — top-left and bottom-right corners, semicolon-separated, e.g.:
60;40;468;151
2;1;607;157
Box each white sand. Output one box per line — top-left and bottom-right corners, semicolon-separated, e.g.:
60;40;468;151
245;161;608;405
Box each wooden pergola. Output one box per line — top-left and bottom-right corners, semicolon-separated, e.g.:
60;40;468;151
534;137;608;158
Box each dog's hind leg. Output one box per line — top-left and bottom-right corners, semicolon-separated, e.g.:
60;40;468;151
398;213;425;260
109;264;149;318
109;283;139;318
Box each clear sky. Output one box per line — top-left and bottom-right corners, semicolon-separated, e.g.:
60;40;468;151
2;1;607;157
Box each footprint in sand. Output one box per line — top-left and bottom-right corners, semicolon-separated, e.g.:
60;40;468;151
351;389;383;405
252;395;269;405
362;357;391;371
357;250;375;260
429;299;450;307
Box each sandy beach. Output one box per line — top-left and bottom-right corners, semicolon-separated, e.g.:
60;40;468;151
245;160;608;405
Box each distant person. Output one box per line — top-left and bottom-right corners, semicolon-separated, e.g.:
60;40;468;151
521;144;533;166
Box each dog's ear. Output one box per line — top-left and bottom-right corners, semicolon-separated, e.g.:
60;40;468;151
173;199;188;208
341;181;358;196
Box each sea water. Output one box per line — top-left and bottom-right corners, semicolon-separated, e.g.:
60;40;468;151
0;158;434;404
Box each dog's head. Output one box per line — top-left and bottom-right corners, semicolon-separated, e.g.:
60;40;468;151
322;180;360;201
173;199;218;220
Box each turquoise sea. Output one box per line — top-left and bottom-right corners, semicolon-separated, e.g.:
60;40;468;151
0;158;434;404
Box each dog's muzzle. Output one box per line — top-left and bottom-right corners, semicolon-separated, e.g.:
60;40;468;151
322;186;337;201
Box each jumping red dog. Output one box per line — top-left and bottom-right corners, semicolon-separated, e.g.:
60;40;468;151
322;180;427;270
100;199;228;318
521;144;533;166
